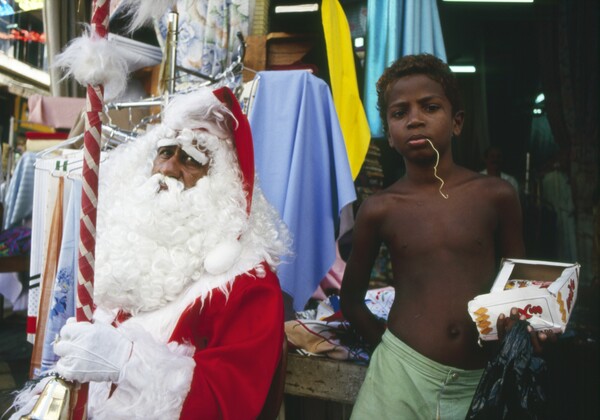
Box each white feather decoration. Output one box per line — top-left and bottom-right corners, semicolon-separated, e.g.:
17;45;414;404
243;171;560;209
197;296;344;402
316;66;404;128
54;28;129;100
118;0;178;32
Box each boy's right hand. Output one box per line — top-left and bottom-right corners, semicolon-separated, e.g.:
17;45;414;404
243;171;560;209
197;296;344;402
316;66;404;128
496;307;558;354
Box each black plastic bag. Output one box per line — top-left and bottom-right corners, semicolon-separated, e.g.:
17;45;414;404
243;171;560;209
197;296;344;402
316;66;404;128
466;320;548;419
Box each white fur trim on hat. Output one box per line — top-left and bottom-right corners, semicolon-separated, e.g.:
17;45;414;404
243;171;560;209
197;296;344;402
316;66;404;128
204;239;243;275
163;89;235;139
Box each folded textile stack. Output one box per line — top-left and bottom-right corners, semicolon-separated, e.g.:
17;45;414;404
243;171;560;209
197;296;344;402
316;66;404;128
285;287;395;362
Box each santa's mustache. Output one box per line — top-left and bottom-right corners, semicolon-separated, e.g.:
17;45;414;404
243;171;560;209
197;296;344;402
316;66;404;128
142;173;186;195
132;174;188;214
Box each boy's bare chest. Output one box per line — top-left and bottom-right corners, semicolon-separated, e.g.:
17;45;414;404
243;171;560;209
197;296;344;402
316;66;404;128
379;193;497;252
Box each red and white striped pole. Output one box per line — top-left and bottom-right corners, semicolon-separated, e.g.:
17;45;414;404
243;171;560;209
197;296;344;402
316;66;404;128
73;1;110;418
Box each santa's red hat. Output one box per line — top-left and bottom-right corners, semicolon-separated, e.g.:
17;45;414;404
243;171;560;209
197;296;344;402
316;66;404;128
212;87;254;215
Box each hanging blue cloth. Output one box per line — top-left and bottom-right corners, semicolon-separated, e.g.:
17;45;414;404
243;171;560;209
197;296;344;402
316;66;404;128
40;179;81;373
3;152;36;230
363;0;447;138
248;71;357;312
0;0;15;17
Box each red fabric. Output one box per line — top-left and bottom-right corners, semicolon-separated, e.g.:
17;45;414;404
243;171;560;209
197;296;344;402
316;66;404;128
25;132;70;140
27;316;37;335
172;265;284;420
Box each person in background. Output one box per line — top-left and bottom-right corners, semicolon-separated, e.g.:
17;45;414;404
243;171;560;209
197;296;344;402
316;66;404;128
480;145;520;193
340;54;537;419
10;87;290;420
539;152;577;262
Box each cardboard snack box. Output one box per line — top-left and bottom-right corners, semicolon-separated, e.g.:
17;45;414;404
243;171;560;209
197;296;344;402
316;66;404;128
468;258;580;341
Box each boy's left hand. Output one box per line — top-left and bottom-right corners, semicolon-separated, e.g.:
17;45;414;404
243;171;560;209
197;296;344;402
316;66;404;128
496;307;558;354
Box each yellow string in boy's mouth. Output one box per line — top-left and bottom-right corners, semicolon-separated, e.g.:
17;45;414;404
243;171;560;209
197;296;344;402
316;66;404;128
425;138;449;199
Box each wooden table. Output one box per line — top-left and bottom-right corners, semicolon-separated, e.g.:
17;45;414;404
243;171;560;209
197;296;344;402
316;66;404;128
0;255;30;273
284;353;367;405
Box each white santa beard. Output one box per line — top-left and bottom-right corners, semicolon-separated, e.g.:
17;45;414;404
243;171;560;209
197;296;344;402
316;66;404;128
95;159;248;315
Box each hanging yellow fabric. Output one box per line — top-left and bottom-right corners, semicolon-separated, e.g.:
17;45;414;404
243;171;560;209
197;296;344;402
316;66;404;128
321;0;370;180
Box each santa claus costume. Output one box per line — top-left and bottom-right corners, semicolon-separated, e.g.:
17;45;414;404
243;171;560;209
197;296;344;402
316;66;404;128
11;87;290;420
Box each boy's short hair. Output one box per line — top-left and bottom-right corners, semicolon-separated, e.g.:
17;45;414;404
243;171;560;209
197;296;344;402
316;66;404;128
376;54;462;138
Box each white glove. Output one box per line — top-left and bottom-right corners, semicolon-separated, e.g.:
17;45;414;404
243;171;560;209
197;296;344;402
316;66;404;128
54;320;133;383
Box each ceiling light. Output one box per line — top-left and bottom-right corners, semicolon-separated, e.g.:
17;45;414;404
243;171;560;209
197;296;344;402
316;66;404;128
450;65;476;73
444;1;533;3
274;3;319;13
535;93;545;104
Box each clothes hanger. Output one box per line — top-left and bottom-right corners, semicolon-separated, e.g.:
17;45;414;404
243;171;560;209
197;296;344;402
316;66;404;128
64;152;109;180
101;124;138;149
104;97;163;112
34;122;138;161
37;150;81;176
35;133;84;160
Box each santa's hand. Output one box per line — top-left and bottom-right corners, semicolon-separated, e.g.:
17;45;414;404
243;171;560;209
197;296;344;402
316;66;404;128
54;321;133;383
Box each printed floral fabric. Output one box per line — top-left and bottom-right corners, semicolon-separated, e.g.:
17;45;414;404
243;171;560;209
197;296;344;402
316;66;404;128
40;180;81;373
157;0;250;82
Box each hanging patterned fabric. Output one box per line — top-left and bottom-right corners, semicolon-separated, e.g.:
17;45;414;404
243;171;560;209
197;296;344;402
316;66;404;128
156;0;251;81
27;158;61;345
40;179;81;373
2;152;36;230
29;176;64;378
26;154;84;346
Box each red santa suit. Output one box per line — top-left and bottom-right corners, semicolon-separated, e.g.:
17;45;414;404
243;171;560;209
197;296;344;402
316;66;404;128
176;266;283;419
87;263;283;420
81;87;288;419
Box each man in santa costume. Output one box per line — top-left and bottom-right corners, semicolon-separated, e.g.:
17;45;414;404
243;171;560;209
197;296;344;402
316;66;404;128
12;86;290;419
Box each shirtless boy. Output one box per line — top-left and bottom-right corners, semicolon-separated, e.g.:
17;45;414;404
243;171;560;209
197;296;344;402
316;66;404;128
340;54;526;419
